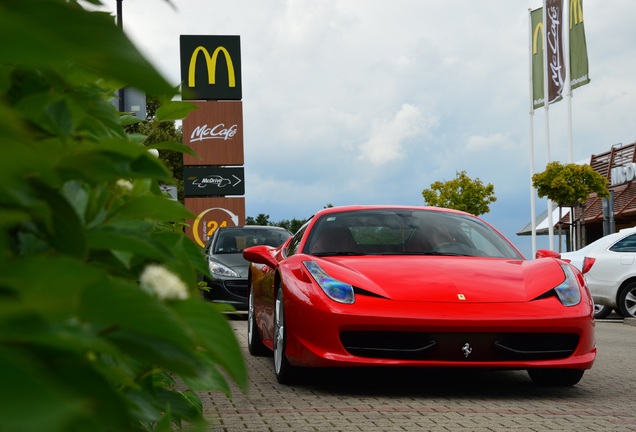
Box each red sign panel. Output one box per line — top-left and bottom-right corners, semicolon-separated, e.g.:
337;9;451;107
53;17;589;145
182;101;244;166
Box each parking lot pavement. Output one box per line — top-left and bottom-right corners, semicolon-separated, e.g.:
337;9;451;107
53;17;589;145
201;319;636;432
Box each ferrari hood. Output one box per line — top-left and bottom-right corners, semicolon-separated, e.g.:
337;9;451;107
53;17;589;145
314;256;566;303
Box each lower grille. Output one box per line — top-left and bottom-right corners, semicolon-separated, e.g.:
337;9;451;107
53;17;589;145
339;331;579;362
223;280;248;298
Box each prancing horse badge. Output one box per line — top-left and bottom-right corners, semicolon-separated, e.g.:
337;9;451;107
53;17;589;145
462;343;473;358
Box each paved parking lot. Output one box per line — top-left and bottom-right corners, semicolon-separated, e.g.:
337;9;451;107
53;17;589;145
201;317;636;431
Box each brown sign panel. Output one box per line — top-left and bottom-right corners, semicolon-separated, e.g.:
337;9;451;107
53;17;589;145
185;197;246;247
182;101;244;166
180;35;242;101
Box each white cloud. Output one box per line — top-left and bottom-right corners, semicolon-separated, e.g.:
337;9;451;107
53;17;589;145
357;104;438;166
465;133;514;152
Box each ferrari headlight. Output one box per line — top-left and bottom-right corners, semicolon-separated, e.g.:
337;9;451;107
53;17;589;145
303;261;354;304
209;260;240;278
554;264;581;306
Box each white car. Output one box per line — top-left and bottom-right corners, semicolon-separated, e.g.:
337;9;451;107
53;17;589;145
560;227;636;318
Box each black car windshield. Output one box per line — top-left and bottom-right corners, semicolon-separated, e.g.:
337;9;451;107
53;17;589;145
213;228;291;254
304;209;523;259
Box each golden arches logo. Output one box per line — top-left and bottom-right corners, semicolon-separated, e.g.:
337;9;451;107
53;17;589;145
533;22;544;55
188;46;236;88
570;0;583;28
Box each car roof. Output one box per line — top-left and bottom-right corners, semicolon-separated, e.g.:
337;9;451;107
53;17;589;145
216;225;290;231
312;205;473;218
565;226;636;255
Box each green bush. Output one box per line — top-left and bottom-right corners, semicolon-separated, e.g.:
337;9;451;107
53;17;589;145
0;1;246;430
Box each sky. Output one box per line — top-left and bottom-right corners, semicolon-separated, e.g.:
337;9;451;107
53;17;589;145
100;0;636;258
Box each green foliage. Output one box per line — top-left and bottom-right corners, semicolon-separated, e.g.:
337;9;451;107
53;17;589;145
421;171;497;216
274;218;307;234
245;214;307;234
245;213;271;226
0;1;246;431
126;96;187;201
532;161;610;205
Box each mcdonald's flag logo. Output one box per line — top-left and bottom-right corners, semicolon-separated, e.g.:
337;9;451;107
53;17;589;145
180;35;242;101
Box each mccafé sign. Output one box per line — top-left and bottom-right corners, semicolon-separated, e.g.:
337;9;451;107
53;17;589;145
180;35;242;100
182;101;244;166
611;162;636;186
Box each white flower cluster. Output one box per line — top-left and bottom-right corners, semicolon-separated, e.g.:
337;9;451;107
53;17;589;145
140;264;189;301
116;179;133;192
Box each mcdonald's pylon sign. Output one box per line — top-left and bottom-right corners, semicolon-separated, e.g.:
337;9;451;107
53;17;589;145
180;35;242;101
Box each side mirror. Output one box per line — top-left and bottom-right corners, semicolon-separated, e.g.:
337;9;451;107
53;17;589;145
535;249;561;259
243;245;278;269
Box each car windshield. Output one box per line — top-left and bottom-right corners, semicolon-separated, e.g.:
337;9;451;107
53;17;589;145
304;209;523;259
213;228;291;254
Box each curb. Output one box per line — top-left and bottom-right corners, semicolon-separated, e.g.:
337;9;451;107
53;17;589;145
624;317;636;327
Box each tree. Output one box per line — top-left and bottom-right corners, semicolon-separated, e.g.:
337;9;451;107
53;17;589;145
246;213;271;225
532;162;609;249
532;161;609;205
0;1;246;431
274;217;307;233
422;171;497;216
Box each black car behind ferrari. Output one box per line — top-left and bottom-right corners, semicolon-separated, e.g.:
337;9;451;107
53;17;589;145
200;226;292;310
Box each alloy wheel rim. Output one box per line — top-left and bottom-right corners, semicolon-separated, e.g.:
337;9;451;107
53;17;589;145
248;287;254;344
274;292;284;374
626;288;636;317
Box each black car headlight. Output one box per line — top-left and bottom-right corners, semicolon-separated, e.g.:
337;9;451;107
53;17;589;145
209;261;240;278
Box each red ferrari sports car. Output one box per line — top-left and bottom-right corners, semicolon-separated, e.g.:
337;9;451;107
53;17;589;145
243;206;596;386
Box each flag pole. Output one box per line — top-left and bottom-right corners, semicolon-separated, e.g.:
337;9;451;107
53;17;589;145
543;0;555;251
528;7;538;258
565;0;574;164
564;0;575;252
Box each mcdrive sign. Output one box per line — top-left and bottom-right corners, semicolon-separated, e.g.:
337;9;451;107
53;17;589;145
180;35;242;100
184;166;245;196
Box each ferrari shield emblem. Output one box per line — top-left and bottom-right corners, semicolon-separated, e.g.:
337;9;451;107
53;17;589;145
457;294;466;300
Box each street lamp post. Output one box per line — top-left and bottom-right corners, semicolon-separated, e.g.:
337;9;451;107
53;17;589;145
116;0;125;112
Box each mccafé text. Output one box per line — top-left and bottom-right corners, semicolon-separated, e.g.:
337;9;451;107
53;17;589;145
190;123;237;143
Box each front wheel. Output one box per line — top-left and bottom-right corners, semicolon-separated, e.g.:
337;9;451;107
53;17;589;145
594;304;612;319
527;369;584;386
617;282;636;318
273;288;297;384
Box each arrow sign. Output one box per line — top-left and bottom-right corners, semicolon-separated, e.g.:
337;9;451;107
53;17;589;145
184;166;245;197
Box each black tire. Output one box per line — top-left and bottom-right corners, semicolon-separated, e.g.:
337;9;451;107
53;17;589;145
273;288;297;384
527;368;585;386
617;282;636;318
594;303;612;319
247;282;269;356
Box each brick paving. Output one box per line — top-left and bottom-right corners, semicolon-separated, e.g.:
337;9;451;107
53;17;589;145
201;318;636;431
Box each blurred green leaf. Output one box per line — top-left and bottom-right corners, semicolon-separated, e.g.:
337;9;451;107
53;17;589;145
151;140;200;157
0;0;174;97
0;347;86;431
80;279;199;363
87;225;173;263
109;196;193;222
155;101;198;122
172;300;248;392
